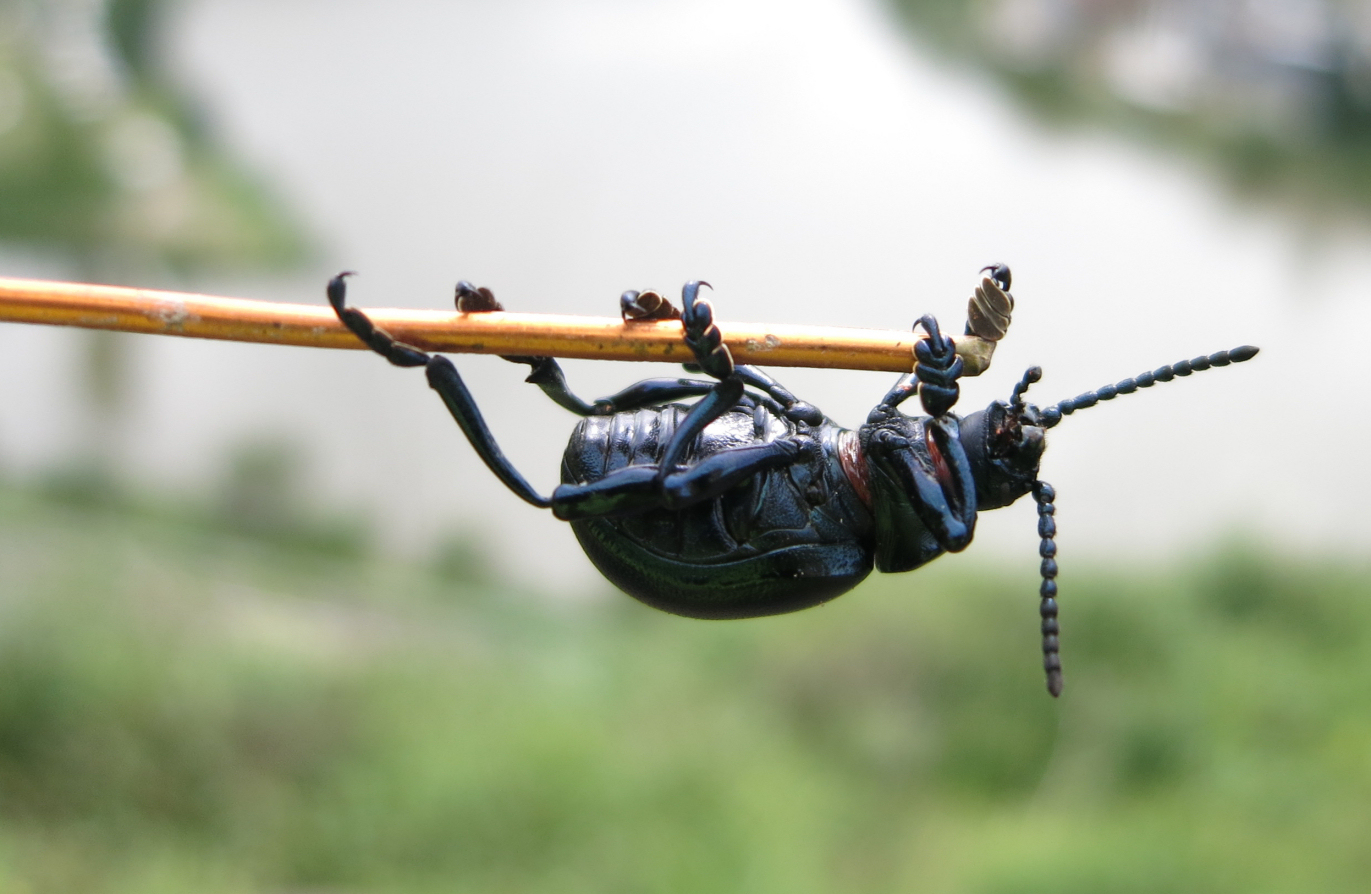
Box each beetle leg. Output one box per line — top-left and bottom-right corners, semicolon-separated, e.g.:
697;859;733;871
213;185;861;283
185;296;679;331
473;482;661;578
497;355;602;415
655;376;746;483
576;375;785;418
728;366;825;426
643;280;755;482
327;273;551;508
621;288;681;321
495;282;810;423
328;271;430;367
680;281;734;381
503;355;790;418
551;437;816;520
594;377;733;412
869;416;977;551
504;356;730;417
874;315;964;418
450;281;690;416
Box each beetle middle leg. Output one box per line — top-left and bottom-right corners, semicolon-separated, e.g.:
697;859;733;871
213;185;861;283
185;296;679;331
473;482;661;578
488;282;825;425
551;437;815;520
497;279;775;487
551;281;818;519
620;283;823;423
327;273;551;508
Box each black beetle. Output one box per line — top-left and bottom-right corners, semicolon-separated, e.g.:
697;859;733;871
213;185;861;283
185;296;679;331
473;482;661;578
327;266;1257;696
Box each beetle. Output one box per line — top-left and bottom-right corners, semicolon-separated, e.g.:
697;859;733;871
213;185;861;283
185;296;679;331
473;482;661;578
326;266;1257;696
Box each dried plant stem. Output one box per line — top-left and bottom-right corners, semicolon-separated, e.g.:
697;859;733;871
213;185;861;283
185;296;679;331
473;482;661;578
0;276;999;375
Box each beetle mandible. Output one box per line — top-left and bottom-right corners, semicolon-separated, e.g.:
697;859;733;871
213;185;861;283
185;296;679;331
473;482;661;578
326;266;1257;697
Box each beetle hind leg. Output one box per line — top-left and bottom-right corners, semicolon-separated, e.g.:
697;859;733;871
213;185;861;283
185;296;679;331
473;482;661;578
326;272;551;508
328;272;429;367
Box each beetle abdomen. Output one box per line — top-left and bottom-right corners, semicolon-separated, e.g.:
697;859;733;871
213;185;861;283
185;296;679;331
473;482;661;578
562;405;874;618
571;517;870;618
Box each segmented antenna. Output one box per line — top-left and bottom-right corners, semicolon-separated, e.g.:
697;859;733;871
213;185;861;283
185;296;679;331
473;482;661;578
1033;480;1061;697
1011;365;1042;410
1024;343;1257;696
1040;346;1258;429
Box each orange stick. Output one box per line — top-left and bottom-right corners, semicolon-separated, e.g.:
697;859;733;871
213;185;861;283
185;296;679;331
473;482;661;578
0;276;999;375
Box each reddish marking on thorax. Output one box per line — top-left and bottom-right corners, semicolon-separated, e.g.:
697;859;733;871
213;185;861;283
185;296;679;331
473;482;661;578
837;430;872;510
925;427;953;488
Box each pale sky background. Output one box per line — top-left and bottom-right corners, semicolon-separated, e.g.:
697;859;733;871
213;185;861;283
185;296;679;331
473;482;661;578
0;0;1363;591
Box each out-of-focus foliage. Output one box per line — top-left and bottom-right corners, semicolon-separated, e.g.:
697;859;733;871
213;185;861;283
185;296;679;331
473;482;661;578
890;0;1371;215
0;0;303;270
0;482;1368;893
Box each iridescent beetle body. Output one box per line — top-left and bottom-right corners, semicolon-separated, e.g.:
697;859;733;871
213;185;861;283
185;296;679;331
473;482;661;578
327;266;1257;696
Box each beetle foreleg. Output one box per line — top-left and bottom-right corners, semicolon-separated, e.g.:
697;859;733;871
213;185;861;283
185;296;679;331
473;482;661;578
869;416;976;552
912;315;963;418
873;314;964;419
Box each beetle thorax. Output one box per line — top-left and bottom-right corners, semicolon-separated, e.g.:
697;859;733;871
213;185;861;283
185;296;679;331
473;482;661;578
856;412;957;573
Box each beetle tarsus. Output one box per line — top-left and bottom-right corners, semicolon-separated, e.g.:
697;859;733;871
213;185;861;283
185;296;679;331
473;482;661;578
913;315;964;418
968;265;1014;341
621;289;681;322
328;272;429;367
455;280;504;313
681;281;734;382
979;262;1011;292
872;313;965;417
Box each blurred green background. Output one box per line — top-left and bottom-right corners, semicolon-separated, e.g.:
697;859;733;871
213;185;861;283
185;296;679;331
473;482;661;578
3;482;1371;894
2;0;1370;891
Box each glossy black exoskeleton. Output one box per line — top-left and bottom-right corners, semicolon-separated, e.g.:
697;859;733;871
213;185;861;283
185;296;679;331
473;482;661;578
327;267;1257;696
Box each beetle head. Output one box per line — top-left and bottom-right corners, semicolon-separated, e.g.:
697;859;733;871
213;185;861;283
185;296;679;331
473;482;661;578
958;366;1048;510
963;346;1260;698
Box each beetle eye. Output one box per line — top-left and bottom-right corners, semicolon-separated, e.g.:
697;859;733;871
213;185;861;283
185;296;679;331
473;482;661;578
990;420;1016;457
988;404;1023;458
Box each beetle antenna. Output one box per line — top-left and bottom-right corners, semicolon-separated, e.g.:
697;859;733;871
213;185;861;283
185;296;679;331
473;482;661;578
1033;480;1061;697
1010;366;1042;410
1039;345;1258;429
